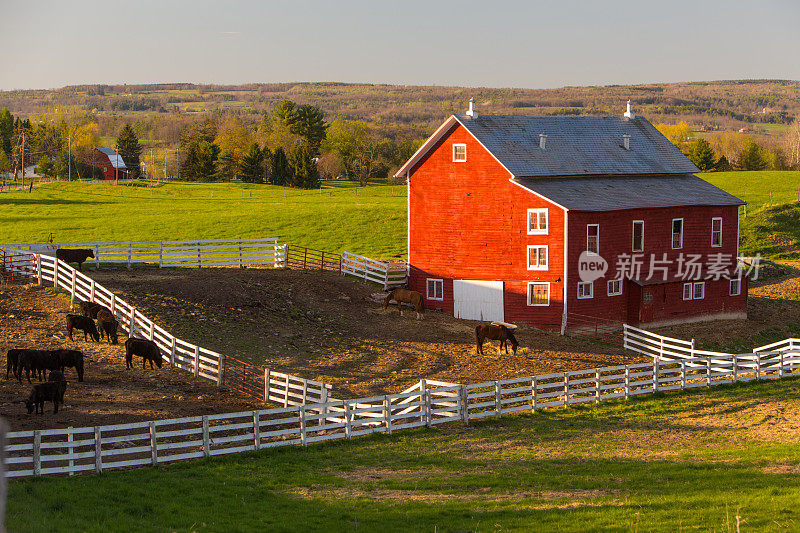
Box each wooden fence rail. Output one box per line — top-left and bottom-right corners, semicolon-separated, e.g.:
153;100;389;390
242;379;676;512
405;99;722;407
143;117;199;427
340;251;407;289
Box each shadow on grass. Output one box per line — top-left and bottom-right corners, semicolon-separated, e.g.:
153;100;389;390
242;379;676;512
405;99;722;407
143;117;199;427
0;198;104;206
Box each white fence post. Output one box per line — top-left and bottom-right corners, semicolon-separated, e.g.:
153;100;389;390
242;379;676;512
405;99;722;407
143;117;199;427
53;259;58;289
202;415;210;457
70;268;76;306
681;361;686;390
238;238;243;269
780;352;785;377
67;427;74;476
594;370;600;402
33;431;41;476
217;354;224;386
300;407;307;445
264;368;270;402
383;396;392;435
90;280;95;303
345;401;353;439
253;411;260;450
653;360;659;392
425;389;432;427
193;346;199;377
36;255;42;286
159;242;164;268
563;374;569;406
494;381;501;419
94;427;102;473
531;377;537;412
127;243;132;269
129;307;136;337
110;293;116;315
624;366;630;399
733;355;738;383
150;421;158;466
706;358;711;386
94;244;100;270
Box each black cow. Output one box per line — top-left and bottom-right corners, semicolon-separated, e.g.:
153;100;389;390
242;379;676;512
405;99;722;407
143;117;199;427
78;300;105;319
6;348;24;379
95;308;119;345
56;248;95;271
47;370;68;402
53;349;85;382
17;349;61;383
66;314;100;342
26;380;67;414
125;338;163;370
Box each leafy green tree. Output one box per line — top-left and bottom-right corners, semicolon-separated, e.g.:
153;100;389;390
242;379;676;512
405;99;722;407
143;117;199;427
272;100;298;128
270;147;290;186
289;141;320;189
239;143;264;183
738;139;767;171
687;139;716;171
116;123;143;177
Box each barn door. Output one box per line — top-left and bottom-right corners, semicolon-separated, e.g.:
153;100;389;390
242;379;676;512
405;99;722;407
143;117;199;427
453;280;505;322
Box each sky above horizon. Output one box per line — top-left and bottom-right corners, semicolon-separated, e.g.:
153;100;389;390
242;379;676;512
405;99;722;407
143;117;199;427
3;0;800;91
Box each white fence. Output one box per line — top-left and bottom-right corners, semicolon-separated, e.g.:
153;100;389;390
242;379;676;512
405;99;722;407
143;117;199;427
341;251;407;289
2;238;286;269
6;345;800;479
2;250;331;408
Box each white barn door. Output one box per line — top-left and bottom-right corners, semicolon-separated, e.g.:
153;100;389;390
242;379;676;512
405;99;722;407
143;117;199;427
453;280;505;322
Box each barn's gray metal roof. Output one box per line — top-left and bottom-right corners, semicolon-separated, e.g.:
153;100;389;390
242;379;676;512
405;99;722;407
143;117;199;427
514;174;745;211
97;148;127;169
457;115;699;177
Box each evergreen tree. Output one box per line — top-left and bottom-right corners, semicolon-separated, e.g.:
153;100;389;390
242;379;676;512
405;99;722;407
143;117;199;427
215;150;238;181
715;155;732;172
261;146;273;184
194;141;220;182
0;107;13;157
116;123;143;177
738;139;767;171
270;147;290;186
239;143;264;183
687;139;716;171
294;104;326;154
180;143;199;180
289;141;320;189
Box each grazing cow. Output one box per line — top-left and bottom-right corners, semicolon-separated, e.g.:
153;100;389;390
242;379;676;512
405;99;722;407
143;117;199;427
47;370;68;402
125;338;163;370
56;248;95;271
66;313;100;342
25;380;67;414
6;348;24;379
17;349;61;383
95;308;119;345
78;300;105;319
53;349;85;382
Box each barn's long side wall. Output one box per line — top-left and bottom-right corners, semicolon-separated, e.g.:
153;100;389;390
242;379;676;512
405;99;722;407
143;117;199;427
408;123;565;329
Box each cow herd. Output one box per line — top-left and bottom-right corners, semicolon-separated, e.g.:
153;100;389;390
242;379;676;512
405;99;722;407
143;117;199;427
5;299;164;415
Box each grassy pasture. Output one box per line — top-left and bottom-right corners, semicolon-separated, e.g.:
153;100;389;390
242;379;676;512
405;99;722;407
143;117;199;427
0;181;407;258
7;378;800;532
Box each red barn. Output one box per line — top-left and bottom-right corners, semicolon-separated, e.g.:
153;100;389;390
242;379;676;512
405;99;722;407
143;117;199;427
395;102;747;333
92;148;130;180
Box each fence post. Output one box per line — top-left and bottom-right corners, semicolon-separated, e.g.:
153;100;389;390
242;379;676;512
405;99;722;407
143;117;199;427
149;421;158;466
733;355;738;383
53;258;58;289
706;358;711;386
459;385;469;424
531;377;537;412
594;369;600;402
300;407;307;445
149;321;155;342
94;427;102;473
159;242;164;268
383;396;392;435
425;389;432;427
110;293;116;315
383;265;390;290
756;354;761;380
345;401;352;439
681;361;686;390
690;338;696;358
320;387;329;426
563;374;569;407
624;366;630;399
129;307;136;337
494;381;501;419
168;337;175;367
320;251;325;271
303;247;308;270
653;359;659;392
67;427;74;476
70;268;76;306
90;280;95;303
283;375;290;407
95;244;100;270
264;368;270;402
189;345;198;376
238;238;243;269
780;352;785;377
127;243;132;269
301;379;308;405
36;255;42;286
216;354;224;386
33;430;41;476
202;415;210;457
253;411;260;450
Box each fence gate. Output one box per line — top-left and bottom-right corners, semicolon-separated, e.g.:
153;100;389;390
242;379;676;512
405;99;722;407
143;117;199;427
453;280;504;322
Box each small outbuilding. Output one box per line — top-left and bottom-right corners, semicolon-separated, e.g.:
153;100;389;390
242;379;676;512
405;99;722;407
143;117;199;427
92;148;130;180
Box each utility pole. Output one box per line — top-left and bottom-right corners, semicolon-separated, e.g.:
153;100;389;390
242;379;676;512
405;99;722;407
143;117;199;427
68;133;71;181
175;148;179;181
115;151;118;184
151;148;154;181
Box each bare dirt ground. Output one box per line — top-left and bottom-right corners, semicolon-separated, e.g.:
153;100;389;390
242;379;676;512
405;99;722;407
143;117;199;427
0;283;254;431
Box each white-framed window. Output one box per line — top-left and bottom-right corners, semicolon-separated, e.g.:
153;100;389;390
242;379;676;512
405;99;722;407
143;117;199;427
426;278;443;301
711;217;722;247
693;281;705;300
632;220;644;253
682;283;692;301
527;208;549;235
672;218;684;250
607;279;622;296
452;143;467;162
586;224;599;255
577;281;593;299
527;282;550;306
527;245;548;270
729;278;741;296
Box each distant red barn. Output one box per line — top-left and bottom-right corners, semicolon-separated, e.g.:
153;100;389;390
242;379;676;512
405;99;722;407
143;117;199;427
92;148;130;180
395;101;747;333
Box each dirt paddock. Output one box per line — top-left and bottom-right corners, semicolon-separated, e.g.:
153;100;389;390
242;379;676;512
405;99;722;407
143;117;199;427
1;266;647;431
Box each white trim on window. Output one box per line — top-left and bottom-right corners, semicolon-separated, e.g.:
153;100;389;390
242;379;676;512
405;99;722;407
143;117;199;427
577;281;593;299
607;279;622;296
693;281;705;300
527;245;549;271
711;217;722;248
586;224;599;255
682;283;692;301
729;278;741;296
527;282;550;306
632;220;644;253
426;278;443;301
452;143;467;162
527;208;549;235
672;218;684;250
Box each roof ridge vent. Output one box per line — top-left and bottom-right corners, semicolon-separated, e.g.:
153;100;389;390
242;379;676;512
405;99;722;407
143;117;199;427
624;100;636;119
466;97;478;119
623;134;631;150
539;133;547;150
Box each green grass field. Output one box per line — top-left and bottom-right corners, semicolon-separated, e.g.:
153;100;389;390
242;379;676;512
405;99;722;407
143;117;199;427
7;378;800;532
0;181;407;258
702;170;800;210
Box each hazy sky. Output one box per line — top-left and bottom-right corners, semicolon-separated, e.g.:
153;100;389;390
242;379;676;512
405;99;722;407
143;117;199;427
3;0;800;90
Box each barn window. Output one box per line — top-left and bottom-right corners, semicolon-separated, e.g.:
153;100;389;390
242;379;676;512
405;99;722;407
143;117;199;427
632;220;644;252
729;278;741;296
452;143;467;162
527;282;550;306
693;282;705;300
643;291;653;304
577;281;593;299
711;217;722;247
607;279;622;296
527;209;549;235
426;278;443;301
527;245;548;270
682;283;692;301
672;218;684;249
586;224;599;254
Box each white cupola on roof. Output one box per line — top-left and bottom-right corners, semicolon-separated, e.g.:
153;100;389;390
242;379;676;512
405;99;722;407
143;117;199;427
624;100;636;119
466;97;478;119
